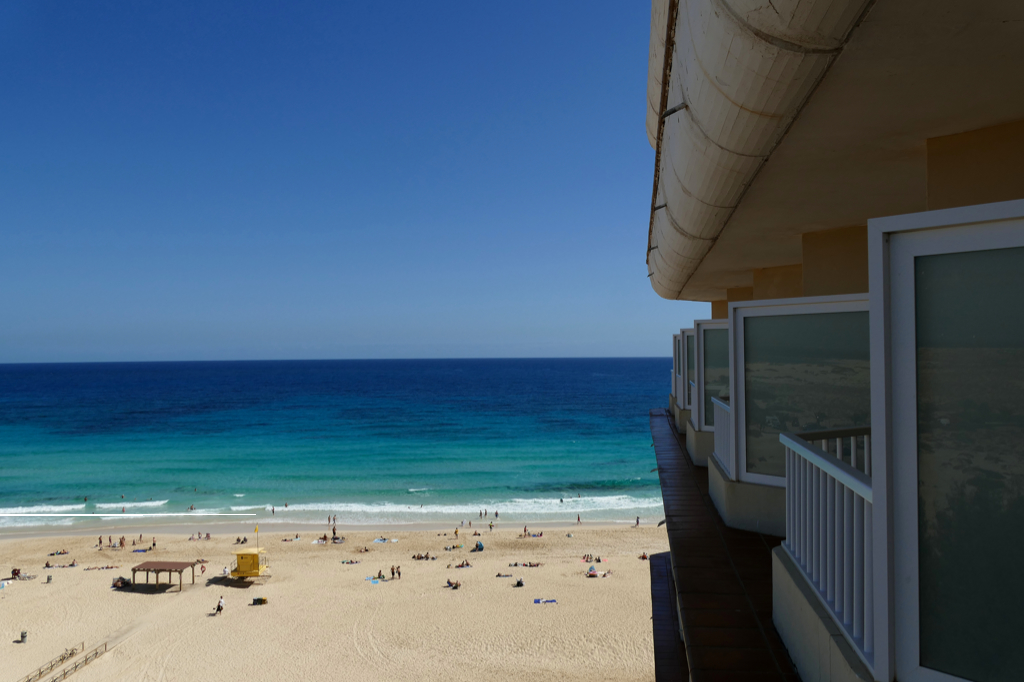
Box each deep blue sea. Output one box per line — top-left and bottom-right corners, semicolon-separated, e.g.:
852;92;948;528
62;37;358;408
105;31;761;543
0;359;668;530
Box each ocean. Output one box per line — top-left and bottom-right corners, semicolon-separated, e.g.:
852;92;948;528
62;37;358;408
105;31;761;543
0;359;668;531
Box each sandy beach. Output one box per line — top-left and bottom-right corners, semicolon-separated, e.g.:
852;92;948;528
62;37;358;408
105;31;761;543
2;524;667;682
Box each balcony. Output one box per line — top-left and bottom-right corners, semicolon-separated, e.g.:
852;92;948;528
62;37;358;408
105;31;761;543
780;428;874;671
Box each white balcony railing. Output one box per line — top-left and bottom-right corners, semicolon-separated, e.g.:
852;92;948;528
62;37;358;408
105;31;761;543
711;397;731;477
781;428;873;672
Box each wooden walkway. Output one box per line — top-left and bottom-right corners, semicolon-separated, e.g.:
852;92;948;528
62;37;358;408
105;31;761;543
650;409;799;681
650;551;687;681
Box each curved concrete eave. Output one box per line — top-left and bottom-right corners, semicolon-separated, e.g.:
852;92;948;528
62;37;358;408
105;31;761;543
646;0;875;300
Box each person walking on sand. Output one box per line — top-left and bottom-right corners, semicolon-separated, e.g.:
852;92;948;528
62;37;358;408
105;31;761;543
636;516;640;527
216;596;224;615
390;565;395;579
397;566;401;579
577;515;581;525
489;521;493;531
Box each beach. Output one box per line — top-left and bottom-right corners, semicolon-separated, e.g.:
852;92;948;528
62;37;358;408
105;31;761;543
2;524;668;681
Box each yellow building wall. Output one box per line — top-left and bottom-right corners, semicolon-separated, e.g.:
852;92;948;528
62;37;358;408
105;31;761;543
928;119;1024;210
726;287;754;302
753;265;803;300
711;300;728;319
801;226;868;297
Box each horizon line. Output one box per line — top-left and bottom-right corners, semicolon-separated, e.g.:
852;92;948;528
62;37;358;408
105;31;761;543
0;355;672;367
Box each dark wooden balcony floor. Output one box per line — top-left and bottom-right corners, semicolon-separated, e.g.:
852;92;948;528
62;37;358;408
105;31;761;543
650;550;687;681
650;408;799;681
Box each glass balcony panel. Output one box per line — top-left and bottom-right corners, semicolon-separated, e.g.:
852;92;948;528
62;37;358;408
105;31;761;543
916;245;1024;681
703;328;729;427
744;312;869;477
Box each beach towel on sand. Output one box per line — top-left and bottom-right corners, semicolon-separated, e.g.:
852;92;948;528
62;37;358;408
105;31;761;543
533;599;557;604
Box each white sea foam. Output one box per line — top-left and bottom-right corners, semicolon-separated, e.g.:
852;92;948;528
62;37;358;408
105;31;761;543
233;494;245;497
94;500;169;510
260;491;667;518
0;516;76;528
407;488;429;493
0;504;86;514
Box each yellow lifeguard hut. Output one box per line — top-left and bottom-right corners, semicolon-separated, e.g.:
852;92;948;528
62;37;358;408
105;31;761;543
230;548;268;579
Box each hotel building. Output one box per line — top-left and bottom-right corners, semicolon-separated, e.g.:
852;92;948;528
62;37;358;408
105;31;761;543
648;0;1024;680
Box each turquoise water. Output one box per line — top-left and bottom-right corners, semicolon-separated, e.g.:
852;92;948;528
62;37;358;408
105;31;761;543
0;359;667;530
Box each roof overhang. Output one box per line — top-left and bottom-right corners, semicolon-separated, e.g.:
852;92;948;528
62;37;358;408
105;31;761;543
646;0;1024;301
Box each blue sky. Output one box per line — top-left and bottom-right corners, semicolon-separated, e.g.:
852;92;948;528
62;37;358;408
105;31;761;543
0;2;708;362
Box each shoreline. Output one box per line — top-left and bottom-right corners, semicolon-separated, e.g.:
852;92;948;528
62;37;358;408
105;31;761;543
0;517;653;542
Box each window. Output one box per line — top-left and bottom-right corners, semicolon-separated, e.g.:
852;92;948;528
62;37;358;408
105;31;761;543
733;300;869;483
872;200;1024;682
694;320;728;431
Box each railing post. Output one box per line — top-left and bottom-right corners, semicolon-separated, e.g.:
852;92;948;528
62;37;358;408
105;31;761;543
800;456;807;565
812;461;820;583
854;494;864;639
844;486;854;627
864;499;874;654
835;481;845;613
805;456;812;571
819;468;827;589
827;475;835;603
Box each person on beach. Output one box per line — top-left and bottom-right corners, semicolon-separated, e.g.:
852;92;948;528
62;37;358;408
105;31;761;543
272;506;275;515
390;566;395;579
489;521;493;531
216;596;224;615
577;515;581;525
397;566;401;579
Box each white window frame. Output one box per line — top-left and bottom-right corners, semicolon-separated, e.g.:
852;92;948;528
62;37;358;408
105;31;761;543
672;333;681;402
869;198;1024;682
682;329;695;411
729;294;869;488
694;319;729;433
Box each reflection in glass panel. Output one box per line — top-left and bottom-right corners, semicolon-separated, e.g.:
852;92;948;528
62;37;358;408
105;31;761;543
686;336;695;406
916;246;1024;681
703;328;729;427
743;313;869;477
